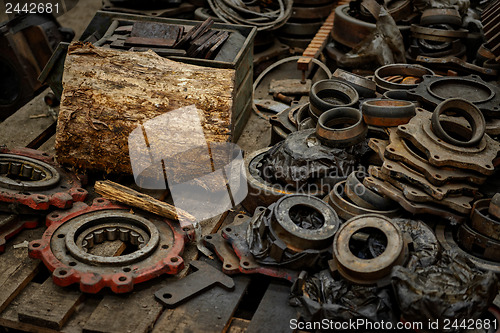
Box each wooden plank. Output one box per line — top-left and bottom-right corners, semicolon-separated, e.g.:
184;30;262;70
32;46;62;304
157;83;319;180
0;88;55;149
17;279;84;330
246;282;298;333
151;275;250;333
0;228;43;314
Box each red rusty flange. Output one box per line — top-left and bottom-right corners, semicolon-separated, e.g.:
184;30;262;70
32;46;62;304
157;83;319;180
0;214;39;253
29;198;186;293
0;147;87;212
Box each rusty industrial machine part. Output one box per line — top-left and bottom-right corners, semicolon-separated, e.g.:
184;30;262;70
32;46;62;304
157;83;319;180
360;0;413;23
457;222;500;262
472;198;500;241
410;24;468;41
332;69;376;98
155;260;234;308
326;181;401;221
218;212;300;282
420;8;462;27
309;79;359;117
431;99;486;147
369;166;474;215
435;223;500;273
0;214;38;253
382;90;420;107
316;107;367;148
374;64;435;93
396;108;500;175
331;214;407;285
269;103;301;145
331;5;410;48
0;147;87;213
238;196;341;270
381;129;486;186
363;176;467;224
361;99;416;127
408;75;500;117
489;194;500;220
415;56;498;78
407;38;466;61
290;3;336;20
482;0;500;60
29;199;186;293
345;171;396;210
242;147;325;213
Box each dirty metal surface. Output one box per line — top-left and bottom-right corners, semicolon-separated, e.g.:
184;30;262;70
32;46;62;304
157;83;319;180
397;108;500;175
155;260;234;308
0;215;38;253
361;99;415;127
316;108;368;148
29;199;186;293
471;199;500;241
490;194;500;221
345;171;396;211
0;147;87;213
374;64;434;92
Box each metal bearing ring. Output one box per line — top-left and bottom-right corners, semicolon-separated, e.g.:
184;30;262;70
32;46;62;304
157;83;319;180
29;199;185;293
374;64;435;93
316;107;367;148
345;171;396;211
270;195;340;252
332;69;376;98
420;8;462;27
471;198;500;241
431;98;486;147
327;181;401;220
332;214;407;284
361;99;416;127
457;222;500;261
489;194;500;220
309;79;359;117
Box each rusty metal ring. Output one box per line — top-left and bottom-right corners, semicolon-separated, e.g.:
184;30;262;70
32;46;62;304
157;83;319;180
361;99;416;127
345;171;396;210
271;194;340;251
411;24;468;39
0;154;60;191
29;199;185;293
471;198;500;241
457;222;500;262
420;8;462;27
435;223;500;273
309;79;359;117
374;64;435;93
316;107;367;148
327;181;401;220
332;214;406;285
291;3;336;20
431;98;486;147
489;194;500;220
332;69;376;98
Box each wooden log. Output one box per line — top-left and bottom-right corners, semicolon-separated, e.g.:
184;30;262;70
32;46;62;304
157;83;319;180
55;42;235;175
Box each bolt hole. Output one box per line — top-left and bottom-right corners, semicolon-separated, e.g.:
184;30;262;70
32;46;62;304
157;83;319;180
118;276;127;282
225;264;232;268
52;214;60;218
58;270;67;276
32;242;40;248
69;262;77;266
163;293;172;299
486;164;492;168
123;267;131;272
225;228;232;232
57;234;65;238
205;235;212;240
435;174;442;179
237;214;244;218
171;257;179;263
400;126;407;131
386;165;392;169
242;261;249;266
37;195;45;200
182;227;190;232
60;185;68;189
389;148;395;152
162;244;169;249
434;155;440;159
97;199;105;203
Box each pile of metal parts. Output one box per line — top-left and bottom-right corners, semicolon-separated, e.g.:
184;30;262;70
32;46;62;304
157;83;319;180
0;147;87;253
92;18;229;59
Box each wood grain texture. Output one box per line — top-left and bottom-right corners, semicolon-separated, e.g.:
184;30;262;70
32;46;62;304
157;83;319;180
56;42;235;174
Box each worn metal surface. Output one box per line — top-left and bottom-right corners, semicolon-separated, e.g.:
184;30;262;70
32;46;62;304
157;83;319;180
408;75;500;117
381;129;486;186
316;107;368;148
0;215;38;253
155;260;234;307
420;8;462;27
374;64;434;93
458;222;500;262
416;56;498;78
29;199;186;293
410;24;468;41
309;79;359;117
397;108;500;175
331;214;407;285
490;194;500;221
361;99;415;127
345;171;396;211
0;147;87;213
363;176;467;223
332;69;376;98
482;0;500;61
326;181;401;221
472;198;500;241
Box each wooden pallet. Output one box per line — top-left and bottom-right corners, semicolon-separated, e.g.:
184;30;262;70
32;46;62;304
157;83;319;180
0;89;298;333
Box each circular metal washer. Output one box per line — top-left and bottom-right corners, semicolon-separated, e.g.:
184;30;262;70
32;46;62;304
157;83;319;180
271;194;340;251
374;64;435;93
316;107;367;147
0;154;60;191
333;214;406;284
309;79;359;117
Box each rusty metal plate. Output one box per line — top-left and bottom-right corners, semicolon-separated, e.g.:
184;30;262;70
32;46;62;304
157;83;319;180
457;222;500;261
379;128;486;186
369;166;474;215
408;74;500;116
363;176;467;224
396;108;500;175
369;139;479;201
0;215;39;253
